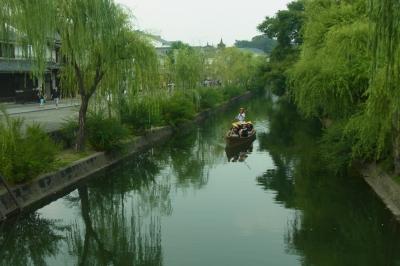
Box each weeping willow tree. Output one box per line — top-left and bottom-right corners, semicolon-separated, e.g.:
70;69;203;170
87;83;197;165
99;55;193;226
0;0;57;76
163;45;205;90
342;0;400;171
58;0;160;151
92;31;160;121
174;47;204;90
289;0;400;172
359;0;400;173
1;0;159;151
212;47;261;88
290;0;370;120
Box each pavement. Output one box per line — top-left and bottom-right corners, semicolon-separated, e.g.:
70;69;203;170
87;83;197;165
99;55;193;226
3;98;80;115
1;99;80;132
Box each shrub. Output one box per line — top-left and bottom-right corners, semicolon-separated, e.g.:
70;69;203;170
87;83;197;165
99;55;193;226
58;118;79;148
120;98;163;133
17;125;59;181
86;112;129;152
162;92;196;125
0;109;58;183
198;87;223;109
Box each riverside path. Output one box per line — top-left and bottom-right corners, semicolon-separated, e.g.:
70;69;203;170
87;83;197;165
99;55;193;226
1;99;79;132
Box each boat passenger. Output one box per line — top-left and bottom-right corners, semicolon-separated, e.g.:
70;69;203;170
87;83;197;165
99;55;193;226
239;126;248;137
231;123;240;137
236;108;246;123
246;121;253;131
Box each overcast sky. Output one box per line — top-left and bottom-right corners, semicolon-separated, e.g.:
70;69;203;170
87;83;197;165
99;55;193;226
115;0;292;46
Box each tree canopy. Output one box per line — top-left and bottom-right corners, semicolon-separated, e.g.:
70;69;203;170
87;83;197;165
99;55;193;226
258;0;304;49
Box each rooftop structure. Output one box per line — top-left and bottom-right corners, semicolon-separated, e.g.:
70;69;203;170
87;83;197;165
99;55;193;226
217;38;226;49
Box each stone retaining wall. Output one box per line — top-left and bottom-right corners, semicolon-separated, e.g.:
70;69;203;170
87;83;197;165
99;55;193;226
0;92;253;220
362;164;400;221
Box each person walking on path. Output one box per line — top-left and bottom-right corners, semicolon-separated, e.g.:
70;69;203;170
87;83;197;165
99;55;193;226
52;88;60;109
38;90;45;107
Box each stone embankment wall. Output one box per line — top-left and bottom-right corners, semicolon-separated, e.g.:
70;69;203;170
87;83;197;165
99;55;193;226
362;164;400;221
0;92;253;220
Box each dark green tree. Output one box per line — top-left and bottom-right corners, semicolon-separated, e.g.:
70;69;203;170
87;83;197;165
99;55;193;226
256;0;305;96
257;0;304;56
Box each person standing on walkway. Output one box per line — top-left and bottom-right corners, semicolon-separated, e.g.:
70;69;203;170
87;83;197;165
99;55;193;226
38;90;45;107
52;88;60;109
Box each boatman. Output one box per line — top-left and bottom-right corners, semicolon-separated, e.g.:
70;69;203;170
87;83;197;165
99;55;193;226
236;108;246;122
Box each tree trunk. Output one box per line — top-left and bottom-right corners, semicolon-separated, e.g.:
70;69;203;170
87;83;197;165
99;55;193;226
76;95;90;152
107;96;112;119
393;133;400;175
393;111;400;175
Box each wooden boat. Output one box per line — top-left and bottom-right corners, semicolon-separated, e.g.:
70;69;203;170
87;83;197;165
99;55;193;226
225;129;256;146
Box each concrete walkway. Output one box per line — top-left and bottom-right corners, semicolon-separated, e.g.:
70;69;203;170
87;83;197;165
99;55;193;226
1;99;80;133
3;98;80;115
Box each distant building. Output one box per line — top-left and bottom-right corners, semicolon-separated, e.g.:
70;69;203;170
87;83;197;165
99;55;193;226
217;38;226;49
0;31;61;103
150;35;172;56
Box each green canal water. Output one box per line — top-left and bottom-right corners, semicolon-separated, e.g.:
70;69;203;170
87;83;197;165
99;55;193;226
1;94;400;266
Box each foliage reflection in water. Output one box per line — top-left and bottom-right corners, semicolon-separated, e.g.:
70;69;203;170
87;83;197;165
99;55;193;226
258;99;400;266
1;94;400;266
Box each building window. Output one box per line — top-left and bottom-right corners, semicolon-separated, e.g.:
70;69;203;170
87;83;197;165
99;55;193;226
0;42;15;58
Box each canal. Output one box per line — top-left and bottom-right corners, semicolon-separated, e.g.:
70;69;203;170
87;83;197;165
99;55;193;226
1;94;400;266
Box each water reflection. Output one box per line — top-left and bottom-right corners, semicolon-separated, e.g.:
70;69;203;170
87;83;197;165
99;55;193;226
257;99;319;208
62;151;169;265
61;123;226;265
225;142;253;163
0;213;66;266
257;98;400;266
88;153;172;217
67;186;162;266
164;130;210;189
